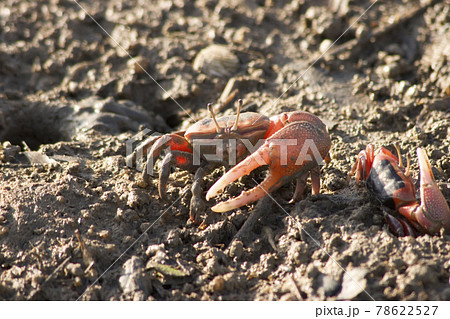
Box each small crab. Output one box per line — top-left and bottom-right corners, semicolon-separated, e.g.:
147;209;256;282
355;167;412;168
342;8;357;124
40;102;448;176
349;144;450;236
129;100;331;223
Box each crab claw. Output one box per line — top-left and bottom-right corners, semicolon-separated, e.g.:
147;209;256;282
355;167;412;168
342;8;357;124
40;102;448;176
206;121;331;212
399;148;450;234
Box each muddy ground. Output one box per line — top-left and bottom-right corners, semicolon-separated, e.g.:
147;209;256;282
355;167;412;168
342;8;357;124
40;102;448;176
0;0;449;301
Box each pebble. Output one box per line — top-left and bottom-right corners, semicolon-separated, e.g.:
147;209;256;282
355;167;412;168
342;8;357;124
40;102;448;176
193;45;239;78
98;230;110;239
228;240;243;259
321;275;341;297
165;229;182;246
337;268;368;300
355;24;370;41
66;263;84;277
233;27;250;44
319;39;333;54
209;275;225;292
73;276;82;287
0;226;8;236
56;195;66;204
145;244;165;257
119;256;150;297
402;247;419;266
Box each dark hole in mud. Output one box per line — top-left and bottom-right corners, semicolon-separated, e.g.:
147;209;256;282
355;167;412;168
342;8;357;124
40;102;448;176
165;113;182;128
0;103;72;150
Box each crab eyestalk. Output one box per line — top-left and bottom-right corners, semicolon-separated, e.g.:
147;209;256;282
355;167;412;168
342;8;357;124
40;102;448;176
207;103;222;134
231;99;243;131
398;148;450;234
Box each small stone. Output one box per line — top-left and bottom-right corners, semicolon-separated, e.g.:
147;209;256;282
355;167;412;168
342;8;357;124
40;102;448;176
229;240;243;259
193;45;239;78
322;275;341;297
145;244;165;257
87;225;95;236
405;85;417;99
81;209;91;219
73;276;83;287
319;39;333;54
119;256;150;297
123;236;134;244
209;275;225;292
0;226;8;236
233;27;250;44
56;195;65;204
402;247;419;266
66;263;84;277
98;230;110;239
337;268;368;300
191;84;201;96
165;229;182;246
115;208;124;221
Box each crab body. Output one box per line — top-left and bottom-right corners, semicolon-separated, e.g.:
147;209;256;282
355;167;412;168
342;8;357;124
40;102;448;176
365;148;417;210
184;112;271;164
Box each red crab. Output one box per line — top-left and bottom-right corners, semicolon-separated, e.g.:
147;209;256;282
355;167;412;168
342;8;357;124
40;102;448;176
349;144;450;236
129;101;331;223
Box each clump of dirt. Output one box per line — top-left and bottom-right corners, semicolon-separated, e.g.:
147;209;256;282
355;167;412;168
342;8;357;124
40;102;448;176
0;0;449;301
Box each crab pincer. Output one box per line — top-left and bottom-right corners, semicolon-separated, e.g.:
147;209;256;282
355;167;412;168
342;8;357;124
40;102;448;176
206;114;331;212
398;148;450;234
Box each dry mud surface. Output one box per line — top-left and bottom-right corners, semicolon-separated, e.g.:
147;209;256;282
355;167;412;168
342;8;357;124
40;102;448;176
0;0;450;301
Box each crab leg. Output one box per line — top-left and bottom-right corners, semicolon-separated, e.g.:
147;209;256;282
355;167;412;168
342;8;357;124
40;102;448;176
398;148;450;233
158;150;197;200
348;144;375;183
290;171;310;202
189;163;217;224
142;133;193;183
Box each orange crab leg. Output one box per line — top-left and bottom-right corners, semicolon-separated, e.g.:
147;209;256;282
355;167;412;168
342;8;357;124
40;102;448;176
142;133;193;183
148;133;193;160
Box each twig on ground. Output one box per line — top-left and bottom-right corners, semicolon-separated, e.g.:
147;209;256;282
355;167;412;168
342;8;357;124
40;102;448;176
42;256;72;286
